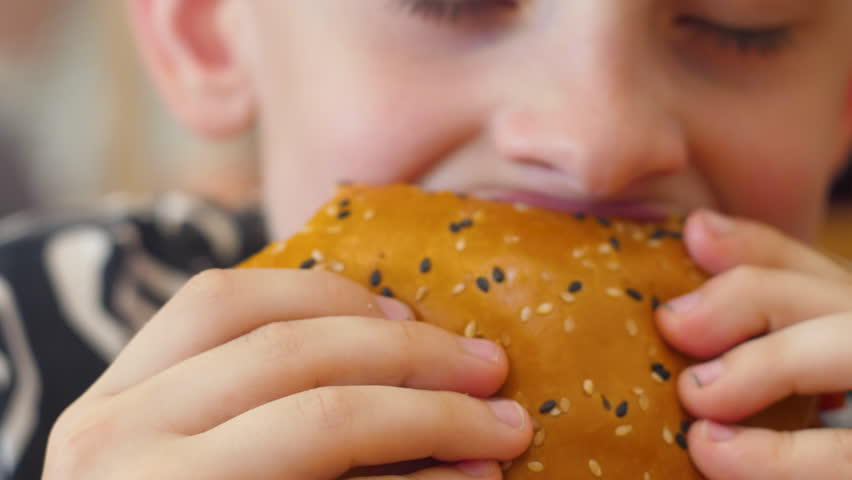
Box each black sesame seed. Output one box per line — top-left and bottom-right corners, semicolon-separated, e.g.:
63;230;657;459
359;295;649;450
476;277;490;293
449;222;462;233
615;401;628;418
574;212;587;220
675;433;688;450
652;363;672;381
539;400;557;414
651;229;667;240
668;231;684;240
652;296;661;311
626;288;643;302
458;218;474;229
597;217;612;227
370;269;382;287
610;236;621;251
380;287;394;298
681;420;693;433
299;258;317;269
420;258;432;274
602;396;612;410
569;281;584;293
492;267;506;283
339;199;351;207
337;210;351;220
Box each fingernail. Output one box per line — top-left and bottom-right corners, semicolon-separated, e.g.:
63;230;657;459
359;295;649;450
705;421;738;442
689;360;722;388
665;292;701;315
456;460;498;477
702;210;735;237
488;399;526;429
461;338;501;363
375;296;413;321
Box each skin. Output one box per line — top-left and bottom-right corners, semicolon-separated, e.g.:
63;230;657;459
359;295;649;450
44;0;852;479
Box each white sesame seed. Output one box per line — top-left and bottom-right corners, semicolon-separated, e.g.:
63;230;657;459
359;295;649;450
501;333;512;347
527;461;544;473
300;225;314;234
549;407;562;416
633;230;646;242
560;292;576;303
452;283;466;295
633;386;645;396
506;268;518;283
615;425;633;436
563;317;576;333
326;225;343;234
514;203;530;212
415;286;429;302
329;261;345;273
663;426;674;444
269;242;286;254
532;417;542;431
583;379;595;396
639;395;650;411
560;397;571;411
464;321;477;338
325;205;339;216
311;249;325;261
651;372;665;383
456;238;467;251
582;259;596;269
521;306;533;322
606;261;621;271
363;209;376;220
572;247;586;259
504;234;521;245
606;287;623;297
540;272;552;281
644;473;652;480
588;459;603;477
648;239;662;248
626;319;639;336
598;243;613;254
533;429;546;446
536;303;554;315
473;210;485;221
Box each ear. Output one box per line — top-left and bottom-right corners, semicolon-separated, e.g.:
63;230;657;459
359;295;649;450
129;0;255;138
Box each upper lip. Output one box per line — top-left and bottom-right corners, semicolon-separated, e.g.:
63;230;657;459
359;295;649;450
472;190;675;222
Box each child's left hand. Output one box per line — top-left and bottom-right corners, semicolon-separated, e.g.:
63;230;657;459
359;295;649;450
657;209;852;480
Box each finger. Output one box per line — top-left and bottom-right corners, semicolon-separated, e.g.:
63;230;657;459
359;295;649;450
688;420;852;480
185;386;532;480
678;313;852;423
658;265;852;358
348;461;503;480
94;268;412;395
683;209;850;282
131;316;508;434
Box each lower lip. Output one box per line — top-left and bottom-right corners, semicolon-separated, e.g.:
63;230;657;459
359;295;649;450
482;192;670;222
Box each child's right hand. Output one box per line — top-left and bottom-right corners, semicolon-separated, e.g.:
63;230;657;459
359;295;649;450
43;269;532;479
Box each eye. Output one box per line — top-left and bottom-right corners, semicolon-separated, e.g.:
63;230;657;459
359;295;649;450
676;16;794;56
399;0;519;24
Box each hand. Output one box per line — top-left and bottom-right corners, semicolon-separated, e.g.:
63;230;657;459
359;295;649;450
657;209;852;480
44;269;532;479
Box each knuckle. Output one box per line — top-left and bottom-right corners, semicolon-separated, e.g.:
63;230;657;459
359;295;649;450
388;320;420;380
725;265;766;289
243;320;305;361
297;387;354;433
182;269;237;306
44;406;119;480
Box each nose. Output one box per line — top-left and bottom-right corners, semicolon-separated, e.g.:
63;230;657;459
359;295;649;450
491;22;688;200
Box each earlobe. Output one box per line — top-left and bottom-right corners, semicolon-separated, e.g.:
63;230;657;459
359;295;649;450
129;0;255;138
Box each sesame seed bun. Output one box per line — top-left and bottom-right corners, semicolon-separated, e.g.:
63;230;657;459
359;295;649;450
239;184;816;479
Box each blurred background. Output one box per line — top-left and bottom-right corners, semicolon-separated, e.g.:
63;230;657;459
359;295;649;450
0;0;258;221
0;0;850;255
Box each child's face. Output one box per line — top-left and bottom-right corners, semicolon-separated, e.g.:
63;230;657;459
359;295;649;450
200;2;852;241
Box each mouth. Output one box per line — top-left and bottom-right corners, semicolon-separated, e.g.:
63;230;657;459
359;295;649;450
472;190;675;223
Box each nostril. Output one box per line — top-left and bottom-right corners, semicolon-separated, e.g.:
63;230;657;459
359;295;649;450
514;156;558;172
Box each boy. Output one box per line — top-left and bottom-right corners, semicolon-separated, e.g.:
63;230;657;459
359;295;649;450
3;0;851;478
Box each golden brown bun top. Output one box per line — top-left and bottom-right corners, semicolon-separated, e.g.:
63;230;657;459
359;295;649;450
240;184;815;480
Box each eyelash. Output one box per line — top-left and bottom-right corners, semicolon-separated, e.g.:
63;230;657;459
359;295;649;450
676;16;794;56
400;0;518;23
400;2;794;57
